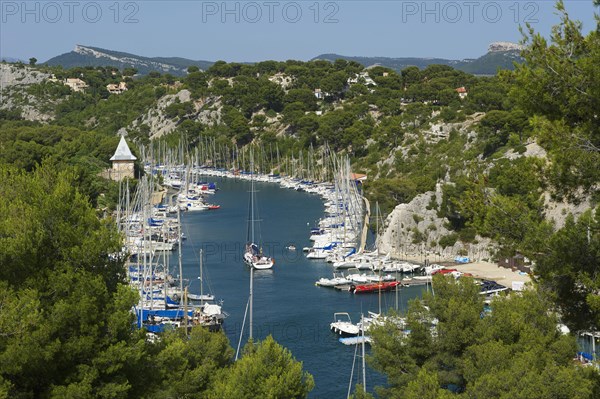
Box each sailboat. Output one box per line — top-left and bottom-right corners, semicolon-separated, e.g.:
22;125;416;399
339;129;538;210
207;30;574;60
243;159;274;270
188;249;215;302
194;249;226;332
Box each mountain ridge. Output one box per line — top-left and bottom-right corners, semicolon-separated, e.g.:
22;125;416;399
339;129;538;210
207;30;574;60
311;50;521;75
45;45;214;76
44;43;522;76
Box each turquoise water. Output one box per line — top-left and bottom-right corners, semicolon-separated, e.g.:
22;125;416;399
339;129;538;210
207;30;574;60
171;177;426;397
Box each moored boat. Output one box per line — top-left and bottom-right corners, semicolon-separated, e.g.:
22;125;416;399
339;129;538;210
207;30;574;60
350;281;402;294
330;312;360;336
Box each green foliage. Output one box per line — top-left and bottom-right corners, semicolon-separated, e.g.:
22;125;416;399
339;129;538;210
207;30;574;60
364;177;418;216
511;0;600;194
0;122;125;207
438;233;458;248
165;98;194;119
370;276;596;398
535;209;600;331
0;164;142;397
209;336;314;399
148;327;234;398
477;109;529;156
0;163;312;398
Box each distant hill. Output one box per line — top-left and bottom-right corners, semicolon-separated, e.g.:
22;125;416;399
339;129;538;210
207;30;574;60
311;54;464;71
312;43;523;75
45;45;214;76
44;42;522;76
1;57;25;63
457;50;522;75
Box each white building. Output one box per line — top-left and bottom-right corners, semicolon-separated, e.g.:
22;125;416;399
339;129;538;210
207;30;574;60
347;72;377;86
456;86;468;99
64;78;88;92
106;82;128;94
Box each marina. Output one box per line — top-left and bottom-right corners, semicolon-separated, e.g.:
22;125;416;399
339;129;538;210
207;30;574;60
118;155;515;396
139;172;429;397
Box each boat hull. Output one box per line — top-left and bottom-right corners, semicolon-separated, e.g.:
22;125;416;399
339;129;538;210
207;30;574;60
351;281;402;294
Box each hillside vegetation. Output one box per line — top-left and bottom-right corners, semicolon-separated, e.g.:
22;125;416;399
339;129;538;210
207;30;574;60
1;1;600;397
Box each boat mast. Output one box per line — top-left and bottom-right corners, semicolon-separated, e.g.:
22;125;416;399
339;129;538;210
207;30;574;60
178;206;183;299
361;313;367;393
249;155;255;340
376;202;381;315
200;249;204;307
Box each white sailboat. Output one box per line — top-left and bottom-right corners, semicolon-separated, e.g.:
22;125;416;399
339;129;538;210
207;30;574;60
243;159;274;270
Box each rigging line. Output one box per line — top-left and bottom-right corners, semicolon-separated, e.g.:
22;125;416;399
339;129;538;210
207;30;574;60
235;296;251;361
347;336;360;399
184;224;216;296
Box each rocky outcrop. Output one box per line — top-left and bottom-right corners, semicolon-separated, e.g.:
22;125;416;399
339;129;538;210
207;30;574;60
423;112;485;143
503;142;547;160
378;183;496;262
130;90;190;139
0;64;56;121
543;191;595;230
488;42;524;53
268;73;294;90
73;45;183;74
130;90;224;139
0;63;51;87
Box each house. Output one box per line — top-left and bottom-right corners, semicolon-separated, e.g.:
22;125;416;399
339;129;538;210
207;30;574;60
64;78;88;92
455;86;468;99
350;173;367;182
347;72;377;86
109;136;137;181
106;82;128;94
314;88;325;99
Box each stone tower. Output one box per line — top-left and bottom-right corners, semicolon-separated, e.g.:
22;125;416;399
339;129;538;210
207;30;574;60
109;136;137;180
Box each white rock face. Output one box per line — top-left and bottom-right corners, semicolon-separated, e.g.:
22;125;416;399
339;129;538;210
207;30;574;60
268;73;294;90
74;45;186;74
130;90;190;139
503;142;548;160
130;90;224;139
488;42;524;53
0;64;55;121
543;191;595;230
378;183;495;262
0;63;51;87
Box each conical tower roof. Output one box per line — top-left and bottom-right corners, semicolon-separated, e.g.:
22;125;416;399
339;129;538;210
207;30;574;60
110;136;137;161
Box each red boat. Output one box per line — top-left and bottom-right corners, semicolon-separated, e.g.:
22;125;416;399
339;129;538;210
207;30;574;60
207;204;220;210
432;268;457;275
350;281;401;294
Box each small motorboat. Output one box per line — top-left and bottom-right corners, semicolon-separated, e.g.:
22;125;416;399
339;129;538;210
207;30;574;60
316;272;350;287
286;245;296;251
207;204;220;210
330;312;360;336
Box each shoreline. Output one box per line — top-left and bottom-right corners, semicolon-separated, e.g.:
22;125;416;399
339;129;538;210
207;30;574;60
394;252;531;288
192;169;530;289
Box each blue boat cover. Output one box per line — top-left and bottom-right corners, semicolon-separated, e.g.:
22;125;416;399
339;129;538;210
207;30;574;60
136;308;194;322
344;248;356;258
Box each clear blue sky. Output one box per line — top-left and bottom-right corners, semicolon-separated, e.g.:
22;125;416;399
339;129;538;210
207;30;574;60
1;1;597;62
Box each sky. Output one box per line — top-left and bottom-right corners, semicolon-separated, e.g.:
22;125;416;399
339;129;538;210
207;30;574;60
1;0;598;62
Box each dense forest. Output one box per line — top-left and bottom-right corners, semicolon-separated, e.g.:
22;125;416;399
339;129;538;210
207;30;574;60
1;1;600;397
